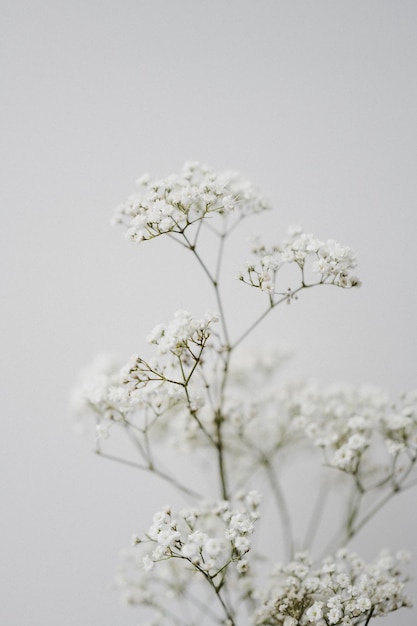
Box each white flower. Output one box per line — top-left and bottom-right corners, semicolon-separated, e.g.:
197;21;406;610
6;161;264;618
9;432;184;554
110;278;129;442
236;559;249;574
147;310;219;356
142;555;154;571
229;512;255;534
355;595;371;611
306;601;323;622
204;538;225;558
253;549;410;626
155;529;181;547
113;162;270;243
181;542;200;559
188;530;208;547
331;445;356;472
234;536;251;554
327;606;342;623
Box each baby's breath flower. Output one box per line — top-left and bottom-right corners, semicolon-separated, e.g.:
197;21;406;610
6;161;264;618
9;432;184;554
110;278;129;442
119;493;261;604
113;162;270;243
254;549;411;625
305;600;324;622
240;227;360;297
146;309;219;356
72;163;417;626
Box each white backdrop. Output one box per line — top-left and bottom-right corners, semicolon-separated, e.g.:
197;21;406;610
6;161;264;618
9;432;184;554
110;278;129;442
2;1;417;624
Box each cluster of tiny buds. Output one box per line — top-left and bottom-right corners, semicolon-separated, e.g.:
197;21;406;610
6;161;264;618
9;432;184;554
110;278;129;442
70;310;223;442
132;491;262;579
254;548;411;625
239;227;360;295
281;383;417;477
112;162;270;243
146;309;219;356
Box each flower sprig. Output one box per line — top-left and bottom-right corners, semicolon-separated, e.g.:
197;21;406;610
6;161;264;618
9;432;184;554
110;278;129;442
72;163;414;626
239;227;360;299
254;549;411;625
113;161;270;243
119;493;261;626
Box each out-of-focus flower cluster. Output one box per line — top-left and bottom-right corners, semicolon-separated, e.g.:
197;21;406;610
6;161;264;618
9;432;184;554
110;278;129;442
160;357;417;488
254;549;411;625
239;227;360;296
112;162;270;243
70;353;125;439
281;382;417;482
71;343;417;489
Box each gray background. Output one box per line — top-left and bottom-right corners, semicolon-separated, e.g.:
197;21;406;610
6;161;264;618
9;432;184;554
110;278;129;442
2;1;417;624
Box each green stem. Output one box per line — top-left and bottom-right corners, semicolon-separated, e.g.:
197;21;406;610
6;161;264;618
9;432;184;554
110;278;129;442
207;574;236;626
215;411;229;500
264;459;294;561
173;554;236;625
303;480;329;550
180;231;231;348
231;284;305;350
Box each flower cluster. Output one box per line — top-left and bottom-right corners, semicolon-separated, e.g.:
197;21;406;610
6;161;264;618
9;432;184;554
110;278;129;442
116;493;261;623
113;162;270;243
137;491;261;577
70;311;221;445
240;227;360;296
72;162;415;626
146;309;219;356
254;549;411;625
115;554;193;619
70;354;125;439
282;382;417;481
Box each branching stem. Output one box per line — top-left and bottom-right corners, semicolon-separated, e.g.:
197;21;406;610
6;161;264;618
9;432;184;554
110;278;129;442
95;451;201;499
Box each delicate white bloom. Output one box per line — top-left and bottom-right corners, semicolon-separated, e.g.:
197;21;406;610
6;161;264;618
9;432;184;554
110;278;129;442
181;542;200;559
142;555;154;571
355;595;371;611
304;576;321;592
328;606;342;623
204;538;225;558
240;226;360;297
70;354;123;418
188;530;209;547
234;536;251;554
236;559;249;574
331;445;357;472
151;545;166;561
120;492;261;615
306;601;323;622
244;490;263;509
113;162;270;243
253;549;411;625
155;528;181;547
146;309;219;356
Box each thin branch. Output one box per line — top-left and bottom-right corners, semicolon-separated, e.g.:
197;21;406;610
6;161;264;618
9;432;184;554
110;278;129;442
215;413;229;501
95;451;201;499
215;233;226;284
303;480;329;550
364;607;375;626
263;459;294;561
